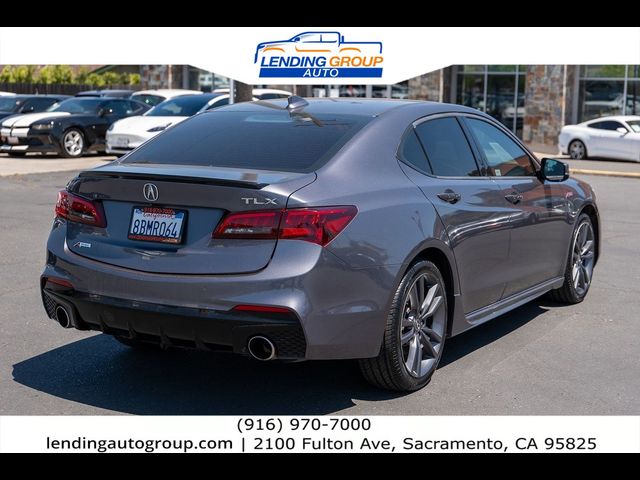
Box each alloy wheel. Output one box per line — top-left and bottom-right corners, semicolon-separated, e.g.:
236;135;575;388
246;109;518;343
569;141;585;160
400;273;446;378
63;130;84;156
572;221;595;296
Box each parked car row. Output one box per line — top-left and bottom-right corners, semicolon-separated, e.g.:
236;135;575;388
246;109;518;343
106;89;291;155
0;94;69;122
0;88;292;158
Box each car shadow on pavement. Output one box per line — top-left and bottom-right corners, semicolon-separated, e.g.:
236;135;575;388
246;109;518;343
439;301;550;368
12;301;549;415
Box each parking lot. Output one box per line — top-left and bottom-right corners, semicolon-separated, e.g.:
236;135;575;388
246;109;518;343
0;159;639;416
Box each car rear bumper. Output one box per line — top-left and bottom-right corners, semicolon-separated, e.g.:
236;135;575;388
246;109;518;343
42;221;399;360
42;285;306;359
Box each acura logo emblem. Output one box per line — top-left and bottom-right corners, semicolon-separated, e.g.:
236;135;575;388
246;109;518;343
143;183;159;202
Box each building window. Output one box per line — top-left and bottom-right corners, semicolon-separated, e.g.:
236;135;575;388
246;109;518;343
578;65;640;121
311;82;409;99
455;65;526;138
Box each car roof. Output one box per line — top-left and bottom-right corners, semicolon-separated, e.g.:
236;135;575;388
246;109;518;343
213;88;292;95
213;98;467;117
62;97;116;103
133;89;203;97
167;92;223;101
10;94;70;99
75;89;133;97
584;115;640;124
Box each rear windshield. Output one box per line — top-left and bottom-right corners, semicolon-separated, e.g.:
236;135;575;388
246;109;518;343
122;109;372;173
146;95;214;117
132;94;166;107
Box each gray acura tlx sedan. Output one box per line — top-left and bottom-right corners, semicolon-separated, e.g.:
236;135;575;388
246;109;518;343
41;97;600;391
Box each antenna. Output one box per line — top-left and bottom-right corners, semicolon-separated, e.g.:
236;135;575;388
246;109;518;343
287;96;309;111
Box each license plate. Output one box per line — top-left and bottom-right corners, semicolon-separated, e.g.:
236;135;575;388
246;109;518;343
128;207;186;244
112;137;129;148
8;137;18;144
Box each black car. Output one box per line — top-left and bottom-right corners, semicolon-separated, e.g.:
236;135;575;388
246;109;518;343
0;97;149;157
0;95;69;122
75;89;134;98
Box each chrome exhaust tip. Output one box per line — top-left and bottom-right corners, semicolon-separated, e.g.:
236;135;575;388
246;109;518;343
247;336;276;361
55;305;72;329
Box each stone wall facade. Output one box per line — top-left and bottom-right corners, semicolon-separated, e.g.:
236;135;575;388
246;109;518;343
409;70;443;101
522;65;576;149
139;65;187;90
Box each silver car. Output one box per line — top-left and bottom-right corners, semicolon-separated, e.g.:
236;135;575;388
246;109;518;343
41;98;600;391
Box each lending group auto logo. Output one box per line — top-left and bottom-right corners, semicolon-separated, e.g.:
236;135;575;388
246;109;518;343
255;31;383;79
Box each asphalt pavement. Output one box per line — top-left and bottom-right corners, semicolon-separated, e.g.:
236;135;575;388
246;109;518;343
0;170;638;415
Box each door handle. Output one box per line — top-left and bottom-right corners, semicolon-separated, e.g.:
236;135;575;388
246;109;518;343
437;191;461;204
505;192;523;204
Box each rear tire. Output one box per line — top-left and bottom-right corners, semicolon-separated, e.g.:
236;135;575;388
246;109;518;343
359;260;448;391
569;140;587;160
548;213;596;304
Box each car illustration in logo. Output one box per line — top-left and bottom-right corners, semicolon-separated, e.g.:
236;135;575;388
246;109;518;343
255;31;384;78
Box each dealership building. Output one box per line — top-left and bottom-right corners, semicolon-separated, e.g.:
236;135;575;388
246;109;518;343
406;65;640;151
135;64;639;151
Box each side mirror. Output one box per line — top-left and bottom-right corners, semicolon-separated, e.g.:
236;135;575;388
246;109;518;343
98;108;106;117
540;158;569;182
21;106;35;113
616;127;628;135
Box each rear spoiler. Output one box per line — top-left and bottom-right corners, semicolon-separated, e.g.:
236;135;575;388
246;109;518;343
76;170;265;189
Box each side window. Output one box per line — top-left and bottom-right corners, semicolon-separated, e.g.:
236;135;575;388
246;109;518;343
298;34;322;43
589;120;625;131
206;97;229;110
127;101;147;115
602;121;624;131
466;118;536;177
21;97;56;112
399;128;430;173
415;117;480;177
102;101;128;116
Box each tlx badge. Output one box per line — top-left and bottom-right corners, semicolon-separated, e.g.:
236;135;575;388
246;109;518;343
241;197;278;205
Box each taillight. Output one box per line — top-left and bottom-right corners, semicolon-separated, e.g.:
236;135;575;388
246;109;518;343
213;206;357;246
213;210;282;239
55;190;107;228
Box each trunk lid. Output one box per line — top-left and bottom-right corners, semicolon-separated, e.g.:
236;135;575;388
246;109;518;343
66;163;315;274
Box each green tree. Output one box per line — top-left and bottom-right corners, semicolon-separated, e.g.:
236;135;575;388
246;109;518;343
86;73;106;87
129;73;141;85
101;71;120;86
12;65;36;83
75;67;89;84
36;66;53;84
37;65;73;84
0;66;14;82
0;65;36;83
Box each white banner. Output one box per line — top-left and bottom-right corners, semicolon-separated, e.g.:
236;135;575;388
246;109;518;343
0;27;639;84
1;416;638;453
